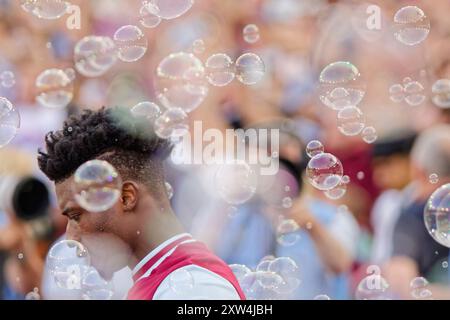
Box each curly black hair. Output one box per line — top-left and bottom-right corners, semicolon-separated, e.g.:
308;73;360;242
38;106;172;195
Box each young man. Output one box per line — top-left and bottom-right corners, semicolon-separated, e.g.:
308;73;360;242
37;106;245;300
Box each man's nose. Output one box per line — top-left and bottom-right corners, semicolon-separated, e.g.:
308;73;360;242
66;220;82;242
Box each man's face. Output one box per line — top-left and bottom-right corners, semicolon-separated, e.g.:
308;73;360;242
55;176;133;280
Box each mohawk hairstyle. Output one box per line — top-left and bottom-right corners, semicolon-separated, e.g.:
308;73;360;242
38;106;172;193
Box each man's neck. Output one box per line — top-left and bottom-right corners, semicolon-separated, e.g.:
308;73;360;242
129;209;185;270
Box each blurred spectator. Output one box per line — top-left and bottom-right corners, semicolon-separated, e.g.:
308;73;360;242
384;125;450;299
370;133;416;265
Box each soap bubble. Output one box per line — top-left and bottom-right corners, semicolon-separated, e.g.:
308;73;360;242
243;24;260;44
268;257;300;294
393;6;430;46
73;160;122;213
169;268;194;294
355;274;390;300
151;0;194;20
337;106;365;136
205;53;235;87
357;171;365;180
165;181;174;200
235;53;265;85
429;173;439;184
156;52;208;113
47;240;90;290
306;140;324;158
324;175;349;200
389;83;405;103
256;257;274;272
431;79;450;108
276;219;300;246
319;61;365;110
64;68;76;82
361;126;377;144
215;160;257;205
81;267;114;300
35;68;73;109
139;2;161;29
20;0;69;20
229;264;252;283
424;183;450;248
130;101;161;123
404;81;425;106
0;71;15;88
0;97;20;148
306;153;344;191
113;25;148;62
74;36;118;77
25;290;41;300
191;39;205;55
154;108;189;139
410;277;433;300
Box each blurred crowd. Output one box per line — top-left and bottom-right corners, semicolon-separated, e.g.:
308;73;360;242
0;0;450;299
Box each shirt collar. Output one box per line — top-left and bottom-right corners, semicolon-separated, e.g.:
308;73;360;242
132;233;192;276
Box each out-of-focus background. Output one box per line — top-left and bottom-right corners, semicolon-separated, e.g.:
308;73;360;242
0;0;449;300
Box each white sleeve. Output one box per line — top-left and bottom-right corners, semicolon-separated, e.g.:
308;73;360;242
153;265;241;300
326;209;360;259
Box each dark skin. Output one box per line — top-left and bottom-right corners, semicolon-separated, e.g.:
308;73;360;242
55;171;185;280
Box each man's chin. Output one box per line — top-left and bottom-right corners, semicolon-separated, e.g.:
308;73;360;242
80;232;133;281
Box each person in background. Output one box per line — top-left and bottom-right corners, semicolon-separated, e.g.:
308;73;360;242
384;125;450;299
281;178;360;300
370;133;416;265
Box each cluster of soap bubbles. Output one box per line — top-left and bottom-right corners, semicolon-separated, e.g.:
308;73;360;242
393;6;430;46
389;77;426;106
355;266;391;300
74;36;118;77
424;183;450;248
230;256;301;300
20;0;71;20
130;99;189;143
35;68;74;109
71;0;195;82
0;97;20;148
305;140;348;200
73;160;122;213
115;0;196;61
113;25;148;63
130;100;190;142
205;52;265;87
215;160;258;205
410;277;433;300
47;240;114;300
431;79;450;108
319;61;365;110
0;71;15;88
276;219;300;246
156;52;208;113
319;61;377;143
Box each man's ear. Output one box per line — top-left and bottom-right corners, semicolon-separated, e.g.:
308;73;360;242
121;181;139;212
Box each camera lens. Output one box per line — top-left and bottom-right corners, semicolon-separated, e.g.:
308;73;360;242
12;177;50;221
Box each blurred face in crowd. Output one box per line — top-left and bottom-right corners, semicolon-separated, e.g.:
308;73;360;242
372;155;411;190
